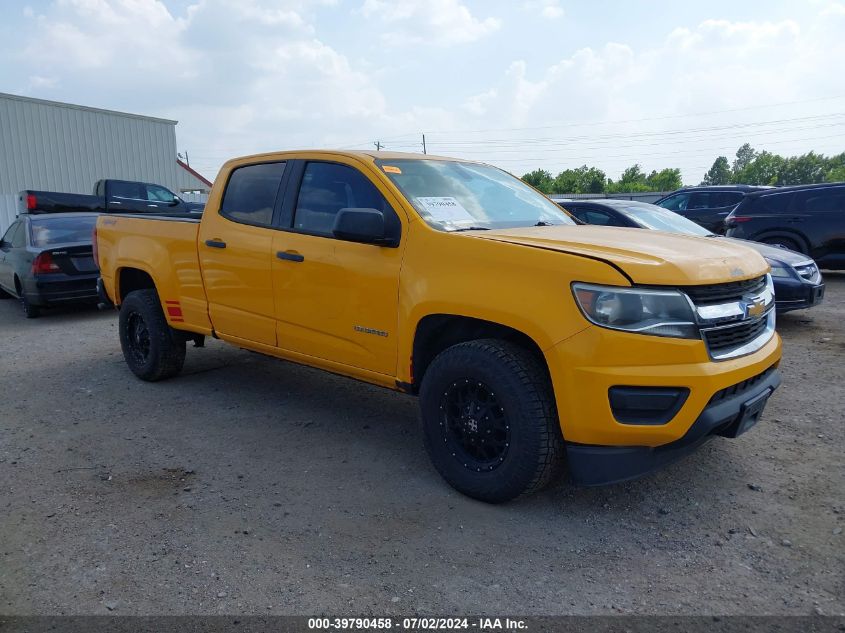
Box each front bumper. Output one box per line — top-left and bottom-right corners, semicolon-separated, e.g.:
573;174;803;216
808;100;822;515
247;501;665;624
774;277;824;313
566;366;781;485
544;324;782;485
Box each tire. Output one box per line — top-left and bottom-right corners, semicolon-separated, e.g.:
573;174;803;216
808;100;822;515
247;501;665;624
419;339;564;503
119;289;186;381
759;236;803;253
20;294;40;319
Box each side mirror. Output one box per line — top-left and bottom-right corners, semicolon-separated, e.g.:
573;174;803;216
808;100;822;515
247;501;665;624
333;208;389;245
169;195;181;206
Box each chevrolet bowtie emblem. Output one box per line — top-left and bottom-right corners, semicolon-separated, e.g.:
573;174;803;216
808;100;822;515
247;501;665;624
746;300;766;318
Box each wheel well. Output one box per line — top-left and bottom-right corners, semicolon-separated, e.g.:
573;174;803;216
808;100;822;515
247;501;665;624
118;268;156;302
411;314;549;393
14;275;21;292
752;230;809;253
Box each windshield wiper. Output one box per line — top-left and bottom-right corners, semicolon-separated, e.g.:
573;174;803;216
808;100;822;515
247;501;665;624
451;226;491;232
534;221;556;226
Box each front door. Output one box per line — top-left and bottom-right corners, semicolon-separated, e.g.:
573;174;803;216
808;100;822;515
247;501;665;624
271;160;405;376
197;161;288;346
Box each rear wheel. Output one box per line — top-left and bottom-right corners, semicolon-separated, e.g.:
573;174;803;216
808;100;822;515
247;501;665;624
419;339;564;503
760;236;803;253
119;289;185;381
16;279;39;318
20;294;40;318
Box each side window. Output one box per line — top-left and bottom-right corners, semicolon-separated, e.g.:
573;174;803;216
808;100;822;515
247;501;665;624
11;222;27;247
752;192;796;215
800;190;845;214
711;192;743;207
2;222;21;247
583;207;621;226
110;181;145;200
146;185;176;202
294;162;400;239
688;192;712;210
563;205;587;222
658;193;689;211
220;162;287;226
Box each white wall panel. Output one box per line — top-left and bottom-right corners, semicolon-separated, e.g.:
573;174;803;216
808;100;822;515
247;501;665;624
0;92;181;232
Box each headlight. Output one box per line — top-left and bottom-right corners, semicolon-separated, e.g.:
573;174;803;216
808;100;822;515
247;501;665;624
572;283;699;339
766;259;793;278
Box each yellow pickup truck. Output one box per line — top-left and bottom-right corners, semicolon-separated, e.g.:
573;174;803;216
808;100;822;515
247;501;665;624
96;150;782;502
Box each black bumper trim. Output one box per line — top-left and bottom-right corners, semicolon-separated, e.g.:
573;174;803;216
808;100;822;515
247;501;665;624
97;278;115;309
566;366;782;487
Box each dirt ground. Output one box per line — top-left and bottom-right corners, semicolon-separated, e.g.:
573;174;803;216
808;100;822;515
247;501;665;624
0;275;842;616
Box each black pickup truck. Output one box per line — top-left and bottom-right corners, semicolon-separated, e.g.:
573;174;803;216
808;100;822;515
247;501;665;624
19;179;205;215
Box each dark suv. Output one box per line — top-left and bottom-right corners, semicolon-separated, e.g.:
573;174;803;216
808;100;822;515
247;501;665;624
654;185;770;233
725;183;845;270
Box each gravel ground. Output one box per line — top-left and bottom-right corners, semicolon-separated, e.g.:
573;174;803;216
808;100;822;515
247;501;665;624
0;274;843;616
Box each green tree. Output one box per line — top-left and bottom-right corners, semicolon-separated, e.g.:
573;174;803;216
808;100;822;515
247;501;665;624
607;164;650;193
551;165;607;194
646;168;683;192
733;151;785;185
701;156;731;185
732;143;757;175
780;151;828;185
521;169;554;193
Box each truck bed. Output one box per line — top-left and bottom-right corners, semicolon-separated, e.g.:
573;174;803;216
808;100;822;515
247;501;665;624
96;214;212;334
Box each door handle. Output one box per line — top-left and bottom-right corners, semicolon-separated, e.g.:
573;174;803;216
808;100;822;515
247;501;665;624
205;239;227;249
276;251;304;262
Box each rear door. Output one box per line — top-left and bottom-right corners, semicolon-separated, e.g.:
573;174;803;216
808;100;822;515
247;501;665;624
0;221;23;292
198;161;288;346
685;191;742;233
793;187;845;265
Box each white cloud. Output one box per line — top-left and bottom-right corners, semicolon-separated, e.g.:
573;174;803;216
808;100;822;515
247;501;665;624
523;0;564;19
6;2;845;183
360;0;501;45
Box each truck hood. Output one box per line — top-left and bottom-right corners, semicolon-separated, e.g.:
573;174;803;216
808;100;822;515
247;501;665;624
471;225;769;285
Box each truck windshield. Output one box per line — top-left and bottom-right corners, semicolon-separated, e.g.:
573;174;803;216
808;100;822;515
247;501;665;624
376;159;575;231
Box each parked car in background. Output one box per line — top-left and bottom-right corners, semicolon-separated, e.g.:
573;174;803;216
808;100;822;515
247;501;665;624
560;199;825;313
0;212;100;318
725;183;845;270
654;185;771;234
19;179;204;216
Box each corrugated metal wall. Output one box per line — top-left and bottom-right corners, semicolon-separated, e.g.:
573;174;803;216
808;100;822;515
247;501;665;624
0;93;180;233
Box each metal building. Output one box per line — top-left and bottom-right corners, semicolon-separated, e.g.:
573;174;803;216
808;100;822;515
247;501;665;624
0;92;209;232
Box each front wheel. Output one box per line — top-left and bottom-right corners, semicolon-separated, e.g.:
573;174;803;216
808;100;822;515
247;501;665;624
119;289;186;381
419;339;564;503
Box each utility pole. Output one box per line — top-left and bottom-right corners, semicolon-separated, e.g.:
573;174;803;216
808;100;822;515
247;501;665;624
422;134;426;155
374;141;382;151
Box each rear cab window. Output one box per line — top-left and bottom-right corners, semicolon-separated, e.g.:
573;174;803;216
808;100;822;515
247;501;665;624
220;162;287;226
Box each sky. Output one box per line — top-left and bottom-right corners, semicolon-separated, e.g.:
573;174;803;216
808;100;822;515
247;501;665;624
1;0;844;185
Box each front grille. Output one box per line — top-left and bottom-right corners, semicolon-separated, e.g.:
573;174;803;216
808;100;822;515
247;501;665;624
795;263;819;282
709;366;777;404
683;275;767;304
702;316;769;355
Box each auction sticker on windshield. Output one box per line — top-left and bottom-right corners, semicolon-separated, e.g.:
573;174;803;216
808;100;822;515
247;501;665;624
416;197;476;224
